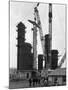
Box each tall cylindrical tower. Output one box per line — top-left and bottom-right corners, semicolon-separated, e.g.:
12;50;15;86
45;3;52;69
16;22;33;71
16;22;26;71
38;54;43;70
51;50;58;69
45;34;51;69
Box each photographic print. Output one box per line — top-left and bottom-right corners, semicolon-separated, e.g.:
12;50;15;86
9;1;66;89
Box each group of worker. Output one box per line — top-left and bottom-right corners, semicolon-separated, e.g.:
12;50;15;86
28;77;48;87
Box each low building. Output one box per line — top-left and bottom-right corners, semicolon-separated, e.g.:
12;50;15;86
48;68;66;86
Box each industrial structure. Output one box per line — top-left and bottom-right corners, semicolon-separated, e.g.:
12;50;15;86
10;3;66;88
38;54;43;70
16;22;33;71
28;3;53;70
28;3;45;70
28;3;66;71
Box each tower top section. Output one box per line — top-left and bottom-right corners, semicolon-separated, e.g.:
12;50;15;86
16;22;26;29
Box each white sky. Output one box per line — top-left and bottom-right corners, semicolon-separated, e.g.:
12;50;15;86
10;1;66;68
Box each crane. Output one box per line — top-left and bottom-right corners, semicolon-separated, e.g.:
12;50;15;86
28;3;45;69
34;3;53;69
32;12;38;70
33;3;53;69
34;3;45;59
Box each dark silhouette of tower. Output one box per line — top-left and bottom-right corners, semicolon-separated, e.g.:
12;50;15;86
38;54;43;70
51;50;58;69
44;34;51;69
44;34;58;70
16;22;33;71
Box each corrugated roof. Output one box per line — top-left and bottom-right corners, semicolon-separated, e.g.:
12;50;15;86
48;68;66;76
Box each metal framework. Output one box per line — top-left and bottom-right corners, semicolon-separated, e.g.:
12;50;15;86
58;52;66;68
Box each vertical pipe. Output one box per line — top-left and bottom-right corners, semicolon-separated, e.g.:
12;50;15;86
49;3;52;69
45;3;52;69
49;3;52;47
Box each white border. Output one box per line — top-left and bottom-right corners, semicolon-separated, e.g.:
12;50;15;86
0;0;67;90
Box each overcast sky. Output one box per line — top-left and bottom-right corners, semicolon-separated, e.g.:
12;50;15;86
10;1;66;68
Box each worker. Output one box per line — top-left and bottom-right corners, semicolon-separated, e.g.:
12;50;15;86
29;78;32;87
